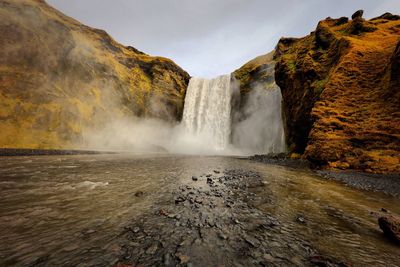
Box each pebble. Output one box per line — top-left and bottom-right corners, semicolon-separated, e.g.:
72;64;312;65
145;244;158;255
134;191;144;197
118;168;318;266
244;236;260;247
163;254;171;265
296;216;306;224
218;232;228;240
263;253;275;262
175;253;190;264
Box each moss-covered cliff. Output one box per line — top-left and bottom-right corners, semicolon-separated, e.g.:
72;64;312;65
233;51;276;96
232;51;278;118
0;0;190;149
275;11;400;173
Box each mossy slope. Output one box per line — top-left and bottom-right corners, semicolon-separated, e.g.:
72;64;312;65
275;12;400;173
0;0;190;149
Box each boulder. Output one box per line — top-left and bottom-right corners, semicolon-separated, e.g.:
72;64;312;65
378;215;400;242
351;10;364;20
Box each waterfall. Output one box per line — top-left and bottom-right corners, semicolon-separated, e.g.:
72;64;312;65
182;75;232;150
181;74;286;154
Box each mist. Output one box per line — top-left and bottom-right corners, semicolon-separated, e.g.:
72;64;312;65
82;76;286;156
82;116;242;155
231;84;286;155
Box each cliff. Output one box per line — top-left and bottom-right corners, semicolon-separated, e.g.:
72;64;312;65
233;51;276;96
231;51;286;154
275;11;400;173
232;51;277;117
0;0;190;149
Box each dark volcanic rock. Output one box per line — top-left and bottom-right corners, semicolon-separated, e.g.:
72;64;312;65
249;153;310;168
378;215;400;242
351;10;364;20
117;169;319;266
372;12;400;21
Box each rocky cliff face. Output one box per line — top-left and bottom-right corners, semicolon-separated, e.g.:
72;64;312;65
232;51;277;119
233;51;276;96
275;12;400;173
0;0;190;149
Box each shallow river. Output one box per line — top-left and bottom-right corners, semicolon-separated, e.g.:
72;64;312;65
0;154;399;266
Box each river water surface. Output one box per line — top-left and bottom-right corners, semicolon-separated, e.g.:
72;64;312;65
0;154;399;266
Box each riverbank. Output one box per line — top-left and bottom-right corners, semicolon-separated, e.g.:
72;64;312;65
0;148;116;156
317;170;400;198
249;154;400;198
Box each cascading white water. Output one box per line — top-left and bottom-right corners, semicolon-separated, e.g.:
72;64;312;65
182;75;232;150
181;74;286;154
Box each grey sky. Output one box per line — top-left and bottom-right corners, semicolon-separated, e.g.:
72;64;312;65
47;0;400;78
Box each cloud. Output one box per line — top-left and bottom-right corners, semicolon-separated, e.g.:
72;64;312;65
47;0;400;77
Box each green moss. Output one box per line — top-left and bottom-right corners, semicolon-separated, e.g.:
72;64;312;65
287;60;296;72
312;79;328;94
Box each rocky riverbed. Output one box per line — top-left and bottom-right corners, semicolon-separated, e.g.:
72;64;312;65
0;154;399;266
117;169;360;266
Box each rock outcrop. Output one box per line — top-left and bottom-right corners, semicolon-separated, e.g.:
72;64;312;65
0;0;190;149
274;12;400;173
232;51;278;122
378;215;400;243
233;51;276;97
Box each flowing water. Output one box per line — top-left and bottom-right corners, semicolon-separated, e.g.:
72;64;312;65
181;75;285;155
0;154;399;266
182;75;232;150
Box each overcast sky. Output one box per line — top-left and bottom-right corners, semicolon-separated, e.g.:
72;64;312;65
47;0;400;78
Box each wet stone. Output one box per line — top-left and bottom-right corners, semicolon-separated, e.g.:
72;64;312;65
146;244;158;255
134;191;144;197
118;168;318;266
244;236;260;247
296;216;306;224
